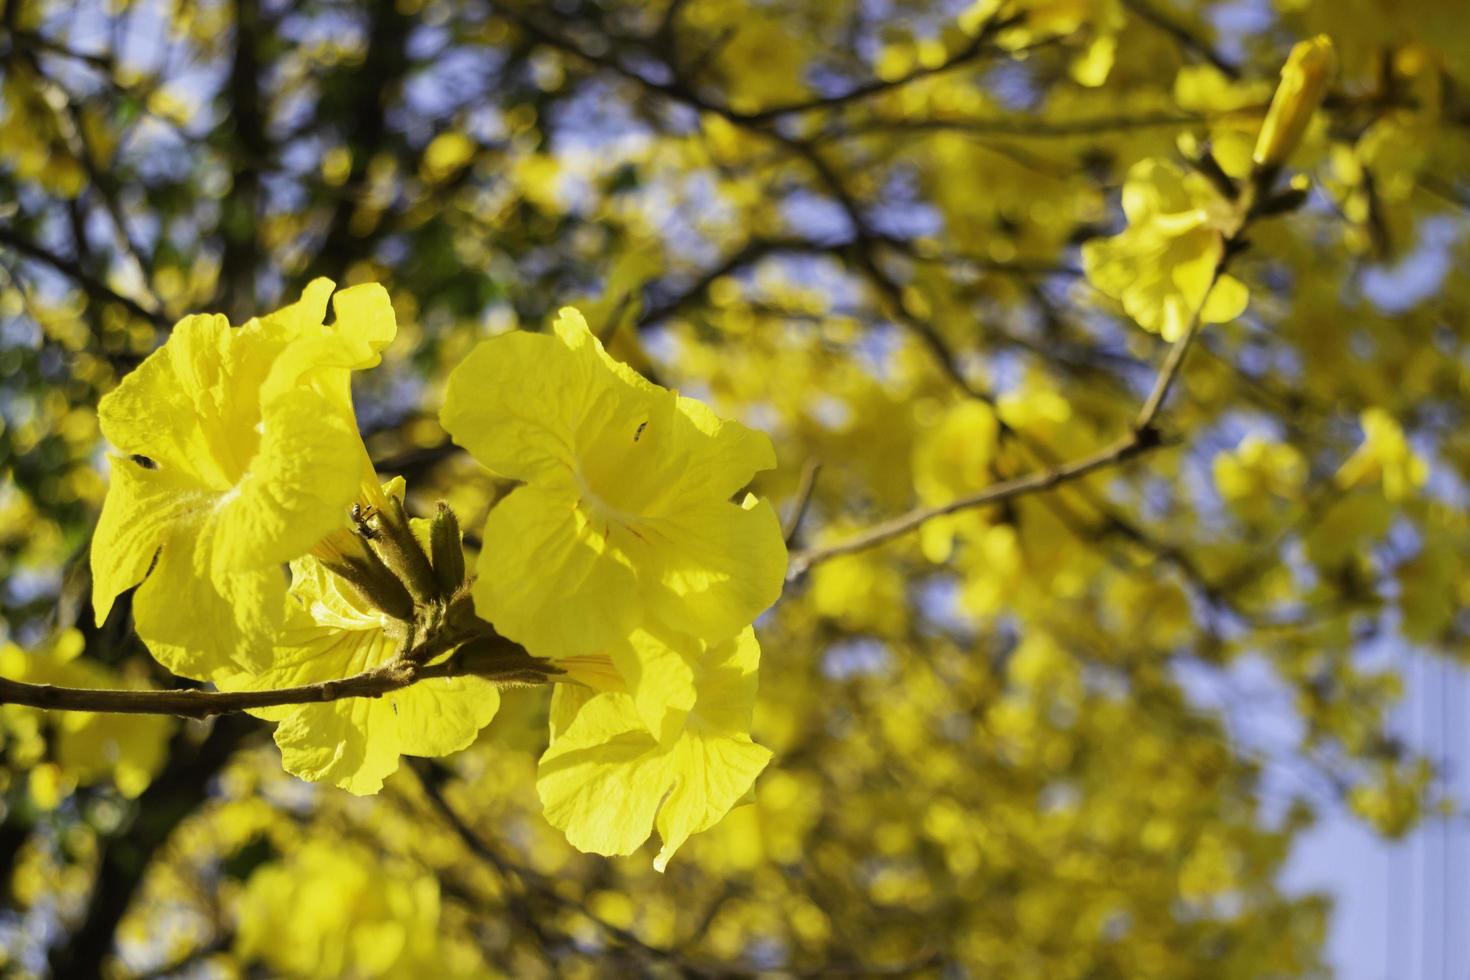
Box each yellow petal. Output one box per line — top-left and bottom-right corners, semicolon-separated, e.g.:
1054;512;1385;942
641;496;787;644
131;527;284;677
446;307;784;656
611;627;698;744
218;555;499;794
206;386;362;574
537;694;673;858
441;326;635;485
98;313;259;488
90;456;208;625
537;627;769;868
1201;272;1250;324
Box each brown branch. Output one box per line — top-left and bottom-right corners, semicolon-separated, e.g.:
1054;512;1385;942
496;3;1010;130
787;258;1229;578
782;459;823;545
0;636;555;719
786;430;1161;577
1121;0;1240;79
413;761;726;978
733;24;1006;125
635;235;847;329
0;224;168;327
834;109;1251;140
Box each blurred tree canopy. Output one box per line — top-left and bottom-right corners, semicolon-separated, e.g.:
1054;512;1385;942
2;0;1470;975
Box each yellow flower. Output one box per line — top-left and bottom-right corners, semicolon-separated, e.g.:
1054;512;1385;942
90;280;395;677
235;840;466;979
1213;434;1307;524
1082;158;1250;341
0;630;172;802
959;0;1125;87
537;626;772;870
440;308;786;660
1335;408;1428;502
213;484;500;795
1253;35;1337;171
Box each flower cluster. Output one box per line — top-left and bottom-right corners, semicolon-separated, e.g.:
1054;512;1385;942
90;287;787;866
442;308;786;867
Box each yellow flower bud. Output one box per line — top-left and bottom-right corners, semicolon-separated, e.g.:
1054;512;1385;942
1252;35;1337;171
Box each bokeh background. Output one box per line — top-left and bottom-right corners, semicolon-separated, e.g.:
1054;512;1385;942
3;0;1470;976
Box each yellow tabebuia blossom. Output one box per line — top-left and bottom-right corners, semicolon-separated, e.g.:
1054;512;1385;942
214;486;500;795
91;279;395;677
1254;35;1338;171
538;627;772;871
1213;434;1307;524
0;630;172;802
235;840;478;979
959;0;1125;87
1082;158;1250;341
1335;408;1429;502
440;308;786;660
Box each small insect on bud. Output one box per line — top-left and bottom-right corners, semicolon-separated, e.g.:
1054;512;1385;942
429;502;466;595
1252;35;1337;175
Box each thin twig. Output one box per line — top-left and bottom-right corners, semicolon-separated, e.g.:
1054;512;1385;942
788;259;1231;578
0;225;168;327
414;764;721;978
495;3;1012;130
786;431;1159;577
783;459;823;545
1121;0;1240;78
733;26;1004;125
833;108;1258;140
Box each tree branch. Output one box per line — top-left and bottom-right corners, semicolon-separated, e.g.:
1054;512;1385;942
787;257;1230;578
494;4;1011;130
783;459;823;545
732;23;1008;125
0;224;168;328
0;636;555;719
414;761;724;978
1121;0;1240;79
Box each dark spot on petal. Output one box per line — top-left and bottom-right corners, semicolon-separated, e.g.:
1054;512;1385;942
129;454;157;470
634;421;647;442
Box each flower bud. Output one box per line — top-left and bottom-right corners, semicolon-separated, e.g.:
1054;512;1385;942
1253;35;1337;173
320;551;416;622
364;497;440;606
428;502;466;596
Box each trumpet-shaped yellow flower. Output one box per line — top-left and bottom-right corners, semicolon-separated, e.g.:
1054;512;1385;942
214;489;500;795
1254;35;1337;171
91;280;395;677
538;627;771;870
440;308;786;661
1082;159;1250;341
